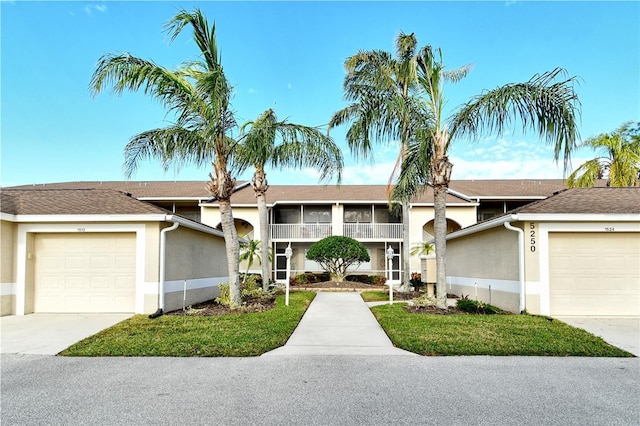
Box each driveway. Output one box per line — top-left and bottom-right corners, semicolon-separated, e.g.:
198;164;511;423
0;313;132;355
554;316;640;356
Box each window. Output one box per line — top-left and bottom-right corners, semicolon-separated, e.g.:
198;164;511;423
274;208;300;224
344;207;371;223
304;206;331;223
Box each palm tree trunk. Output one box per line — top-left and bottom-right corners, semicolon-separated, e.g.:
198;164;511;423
208;158;241;307
401;203;411;291
219;199;240;306
253;167;271;291
431;153;453;309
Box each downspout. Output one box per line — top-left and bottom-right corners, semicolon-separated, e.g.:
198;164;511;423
149;220;180;319
504;221;525;313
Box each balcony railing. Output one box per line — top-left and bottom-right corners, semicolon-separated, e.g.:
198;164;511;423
271;223;332;240
343;223;403;239
270;223;404;240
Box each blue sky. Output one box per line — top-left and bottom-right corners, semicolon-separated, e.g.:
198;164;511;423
2;1;639;187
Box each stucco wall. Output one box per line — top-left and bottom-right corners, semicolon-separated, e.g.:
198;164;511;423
446;225;521;312
1;220;16;315
165;226;227;281
163;226;228;312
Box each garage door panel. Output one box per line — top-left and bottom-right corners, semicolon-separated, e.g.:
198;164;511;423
550;232;639;316
34;233;136;313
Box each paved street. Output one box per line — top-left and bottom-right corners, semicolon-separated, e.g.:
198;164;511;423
2;354;638;425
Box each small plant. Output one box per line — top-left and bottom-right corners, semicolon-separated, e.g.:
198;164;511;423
240;274;263;298
215;283;239;309
456;298;506;315
183;305;206;315
410;272;423;290
412;293;437;307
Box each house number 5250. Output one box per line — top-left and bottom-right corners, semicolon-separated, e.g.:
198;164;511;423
529;223;536;252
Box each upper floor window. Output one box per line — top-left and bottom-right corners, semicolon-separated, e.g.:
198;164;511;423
304;206;331;223
344;207;371;223
274;208;300;224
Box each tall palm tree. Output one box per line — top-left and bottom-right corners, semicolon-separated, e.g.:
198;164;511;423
236;109;343;289
89;9;243;306
567;121;640;187
393;44;580;308
328;32;434;291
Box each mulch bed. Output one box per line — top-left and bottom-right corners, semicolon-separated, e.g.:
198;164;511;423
404;305;466;315
165;282;445;317
166;294;277;317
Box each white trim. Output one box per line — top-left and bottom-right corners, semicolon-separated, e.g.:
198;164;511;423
164;277;227;293
1;283;16;296
447;276;520;293
8;214;169;223
1;212;16;222
446;213;640;242
139;197;205;201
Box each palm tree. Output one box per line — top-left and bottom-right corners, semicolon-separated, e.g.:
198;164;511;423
567;121;640;187
410;242;434;257
393;44;580;308
236;109;343;289
239;238;270;280
89;9;243;306
328;32;434;291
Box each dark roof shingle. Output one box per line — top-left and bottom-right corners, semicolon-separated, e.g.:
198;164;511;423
1;189;170;216
513;187;640;214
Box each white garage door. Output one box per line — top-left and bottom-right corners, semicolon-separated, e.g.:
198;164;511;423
34;233;136;313
549;232;640;316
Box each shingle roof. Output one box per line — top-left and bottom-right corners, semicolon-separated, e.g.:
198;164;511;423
1;189;170;216
512;187;640;214
226;184;470;205
6;181;471;204
448;179;607;198
6;181;214;199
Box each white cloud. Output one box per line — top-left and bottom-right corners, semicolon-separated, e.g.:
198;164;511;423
84;4;107;15
247;88;257;94
287;83;293;90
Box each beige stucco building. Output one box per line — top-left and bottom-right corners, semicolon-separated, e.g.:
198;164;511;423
445;188;640;316
1;189;228;316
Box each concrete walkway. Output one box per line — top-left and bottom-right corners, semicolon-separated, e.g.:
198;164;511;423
263;292;417;356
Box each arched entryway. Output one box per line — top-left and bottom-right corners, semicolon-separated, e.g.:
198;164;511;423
215;218;255;239
422;218;462;241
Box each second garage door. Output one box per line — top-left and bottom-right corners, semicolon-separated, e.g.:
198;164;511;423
549;232;640;316
34;233;136;313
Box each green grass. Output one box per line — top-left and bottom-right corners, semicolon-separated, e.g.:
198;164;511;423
360;290;389;302
371;303;633;357
60;291;315;357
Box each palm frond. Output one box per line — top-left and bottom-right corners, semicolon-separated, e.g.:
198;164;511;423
123;126;211;178
450;67;581;170
566;158;604;188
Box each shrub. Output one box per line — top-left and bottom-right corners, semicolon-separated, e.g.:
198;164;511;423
345;274;372;284
370;275;387;286
306;236;370;282
410;272;423;290
456;298;506;315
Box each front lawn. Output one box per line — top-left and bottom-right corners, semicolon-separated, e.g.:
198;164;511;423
371;303;633;357
60;291;315;357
